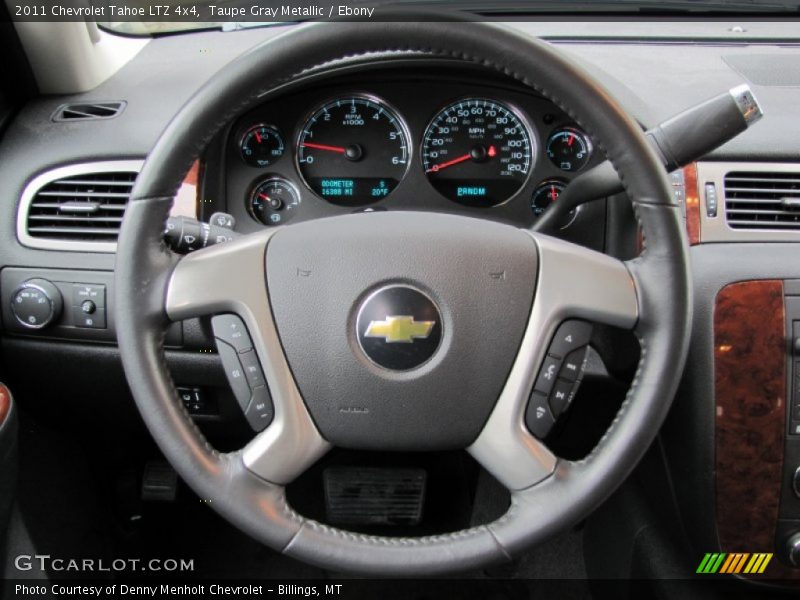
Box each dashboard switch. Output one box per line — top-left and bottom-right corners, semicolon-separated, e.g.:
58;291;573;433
72;284;105;307
705;182;718;217
72;306;106;329
12;279;63;329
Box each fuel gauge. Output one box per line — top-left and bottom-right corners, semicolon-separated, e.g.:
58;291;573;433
249;177;300;226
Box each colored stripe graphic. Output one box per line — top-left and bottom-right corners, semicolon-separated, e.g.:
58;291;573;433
697;553;773;574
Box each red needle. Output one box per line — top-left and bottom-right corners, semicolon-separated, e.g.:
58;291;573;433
255;131;262;143
567;134;575;147
302;142;347;154
427;153;472;173
549;186;558;201
258;193;270;201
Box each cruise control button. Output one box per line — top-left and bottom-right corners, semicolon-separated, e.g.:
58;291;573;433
239;350;266;389
245;386;274;431
550;378;576;417
211;314;253;353
549;320;592;359
525;392;555;439
216;339;251;411
534;355;562;396
559;347;588;383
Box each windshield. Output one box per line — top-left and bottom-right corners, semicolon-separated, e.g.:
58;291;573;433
87;0;800;36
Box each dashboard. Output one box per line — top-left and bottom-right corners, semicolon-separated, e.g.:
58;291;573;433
4;20;800;582
220;68;604;235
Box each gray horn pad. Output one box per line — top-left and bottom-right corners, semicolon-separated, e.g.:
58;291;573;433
266;211;537;450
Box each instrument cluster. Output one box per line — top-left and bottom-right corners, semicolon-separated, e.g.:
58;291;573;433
223;77;601;231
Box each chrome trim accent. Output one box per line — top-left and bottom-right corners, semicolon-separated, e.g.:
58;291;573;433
17;160;144;253
696;161;800;243
468;234;638;491
729;84;763;127
165;230;331;485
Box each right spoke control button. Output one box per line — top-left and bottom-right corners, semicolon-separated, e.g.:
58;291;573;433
559;347;588;383
534;355;562;396
549;320;593;359
550;379;577;418
525;392;556;439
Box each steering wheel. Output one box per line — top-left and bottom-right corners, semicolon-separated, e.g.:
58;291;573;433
115;20;691;575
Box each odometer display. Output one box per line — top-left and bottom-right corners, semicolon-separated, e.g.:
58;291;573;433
422;99;533;206
296;96;409;206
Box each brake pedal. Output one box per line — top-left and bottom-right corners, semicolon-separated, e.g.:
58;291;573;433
141;460;178;502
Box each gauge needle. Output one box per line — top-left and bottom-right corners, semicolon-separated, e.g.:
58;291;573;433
258;193;271;202
255;131;262;143
567;134;575;147
427;153;472;173
302;142;347;154
549;186;558;201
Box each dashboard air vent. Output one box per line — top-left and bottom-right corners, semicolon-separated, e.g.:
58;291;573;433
724;170;800;230
25;170;137;242
52;101;126;122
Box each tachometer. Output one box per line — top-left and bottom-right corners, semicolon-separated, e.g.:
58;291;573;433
296;96;410;206
422;98;533;206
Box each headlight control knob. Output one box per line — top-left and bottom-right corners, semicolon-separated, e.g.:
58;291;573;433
11;278;63;329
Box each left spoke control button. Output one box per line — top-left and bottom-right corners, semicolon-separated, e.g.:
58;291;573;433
245;386;274;432
239;350;267;389
211;314;254;353
216;339;251;412
525;392;556;439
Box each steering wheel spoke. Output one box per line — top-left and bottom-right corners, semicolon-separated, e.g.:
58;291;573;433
469;233;639;491
166;231;331;485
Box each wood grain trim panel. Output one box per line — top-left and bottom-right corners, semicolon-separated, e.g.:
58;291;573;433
715;280;787;575
0;384;9;427
684;163;701;245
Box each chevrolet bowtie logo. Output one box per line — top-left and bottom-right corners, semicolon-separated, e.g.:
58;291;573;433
364;316;435;343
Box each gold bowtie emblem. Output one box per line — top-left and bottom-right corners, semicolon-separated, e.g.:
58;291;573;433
364;316;435;343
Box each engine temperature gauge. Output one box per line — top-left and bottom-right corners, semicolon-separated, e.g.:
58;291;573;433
546;127;592;172
249;177;300;226
240;124;285;168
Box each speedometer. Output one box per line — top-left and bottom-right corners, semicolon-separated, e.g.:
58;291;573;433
296;96;410;206
422;98;533;206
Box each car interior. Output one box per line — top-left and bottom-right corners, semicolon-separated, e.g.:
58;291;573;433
2;4;800;598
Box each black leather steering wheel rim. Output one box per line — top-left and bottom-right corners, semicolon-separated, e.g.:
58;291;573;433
115;19;692;575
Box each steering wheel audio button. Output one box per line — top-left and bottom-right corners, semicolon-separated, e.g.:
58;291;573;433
549;320;592;359
525;392;556;439
534;355;562;396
